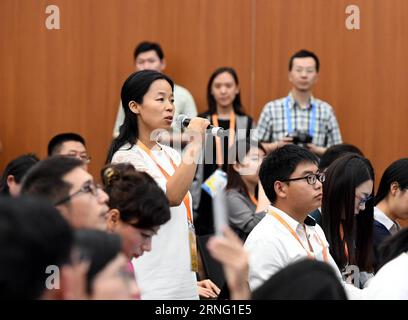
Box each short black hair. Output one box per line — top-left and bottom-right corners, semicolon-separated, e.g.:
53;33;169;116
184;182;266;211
289;49;320;72
101;163;171;229
319;143;364;171
73;229;122;294
0;196;73;299
21;156;84;205
251;259;347;300
47;132;86;156
133;41;164;61
259;145;318;204
0;153;39;195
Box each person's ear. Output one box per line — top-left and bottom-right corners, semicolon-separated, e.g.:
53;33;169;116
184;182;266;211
274;181;287;199
390;181;400;196
106;208;120;232
232;162;242;173
6;175;16;188
160;58;166;71
129;101;140;115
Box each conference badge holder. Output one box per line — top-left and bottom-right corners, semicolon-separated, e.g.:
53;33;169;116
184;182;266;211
201;169;228;198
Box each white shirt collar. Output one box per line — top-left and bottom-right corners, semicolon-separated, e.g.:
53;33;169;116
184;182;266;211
268;205;304;231
374;206;396;231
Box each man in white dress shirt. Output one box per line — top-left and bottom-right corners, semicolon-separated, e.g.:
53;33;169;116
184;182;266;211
244;144;345;292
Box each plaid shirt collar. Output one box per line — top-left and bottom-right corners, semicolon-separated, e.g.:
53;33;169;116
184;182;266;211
287;92;315;110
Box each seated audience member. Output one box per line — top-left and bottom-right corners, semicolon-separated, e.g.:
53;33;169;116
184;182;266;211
321;154;375;287
21;156;109;230
318;143;364;172
364;229;408;299
252;259;347;300
226;139;269;240
48;132;90;170
0;197;73;299
73;229;140;300
101;163;171;259
373;158;408;271
102;163;219;299
0;153;39;197
244;145;342;291
309;143;364;225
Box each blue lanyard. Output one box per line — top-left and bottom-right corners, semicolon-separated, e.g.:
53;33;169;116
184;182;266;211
285;97;316;137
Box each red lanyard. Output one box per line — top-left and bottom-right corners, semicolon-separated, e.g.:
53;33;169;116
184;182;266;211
268;209;328;262
137;141;193;224
212;111;236;168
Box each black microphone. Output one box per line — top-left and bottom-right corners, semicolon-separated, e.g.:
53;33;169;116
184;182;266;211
175;114;226;137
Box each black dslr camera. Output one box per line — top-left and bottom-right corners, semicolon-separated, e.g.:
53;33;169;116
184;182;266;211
287;130;313;147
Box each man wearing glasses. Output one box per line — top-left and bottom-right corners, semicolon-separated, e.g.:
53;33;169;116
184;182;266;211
47;132;91;171
21;156;108;230
244;145;362;299
255;49;342;156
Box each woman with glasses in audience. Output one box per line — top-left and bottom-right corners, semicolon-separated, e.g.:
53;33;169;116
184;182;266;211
321;153;375;287
373;158;408;271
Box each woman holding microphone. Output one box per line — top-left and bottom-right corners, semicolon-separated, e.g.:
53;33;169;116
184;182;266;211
106;70;218;299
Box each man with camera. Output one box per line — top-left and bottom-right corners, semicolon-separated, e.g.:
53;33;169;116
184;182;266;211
255;49;342;156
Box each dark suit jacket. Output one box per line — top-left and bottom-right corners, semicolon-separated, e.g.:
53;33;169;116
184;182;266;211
373;220;392;272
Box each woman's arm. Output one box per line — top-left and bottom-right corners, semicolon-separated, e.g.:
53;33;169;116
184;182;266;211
165;117;209;206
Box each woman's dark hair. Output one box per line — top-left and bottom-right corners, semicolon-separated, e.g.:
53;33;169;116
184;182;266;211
0;153;39;195
226;139;265;199
101;163;170;229
251;259;347;300
319;143;364;171
73;229;122;295
206;67;245;115
321;154;375;272
375;158;408;205
106;70;174;163
377;228;408;270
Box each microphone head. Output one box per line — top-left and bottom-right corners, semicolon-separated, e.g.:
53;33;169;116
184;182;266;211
175;114;188;129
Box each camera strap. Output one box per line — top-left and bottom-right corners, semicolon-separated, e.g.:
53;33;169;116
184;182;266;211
285;96;316;137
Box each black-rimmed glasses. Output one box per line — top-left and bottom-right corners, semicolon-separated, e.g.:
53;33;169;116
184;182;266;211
282;172;326;185
54;181;101;206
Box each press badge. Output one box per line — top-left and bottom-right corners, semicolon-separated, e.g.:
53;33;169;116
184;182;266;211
202;169;228;198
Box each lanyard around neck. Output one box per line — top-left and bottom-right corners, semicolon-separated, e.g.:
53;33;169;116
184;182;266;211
248;193;258;206
340;224;350;260
285;96;316;137
212;111;236;168
268;209;328;262
137;140;193;224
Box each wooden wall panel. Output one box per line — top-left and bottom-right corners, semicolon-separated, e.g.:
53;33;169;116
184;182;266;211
1;0;408;226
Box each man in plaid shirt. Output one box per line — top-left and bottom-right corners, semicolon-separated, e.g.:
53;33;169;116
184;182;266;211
256;50;342;157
